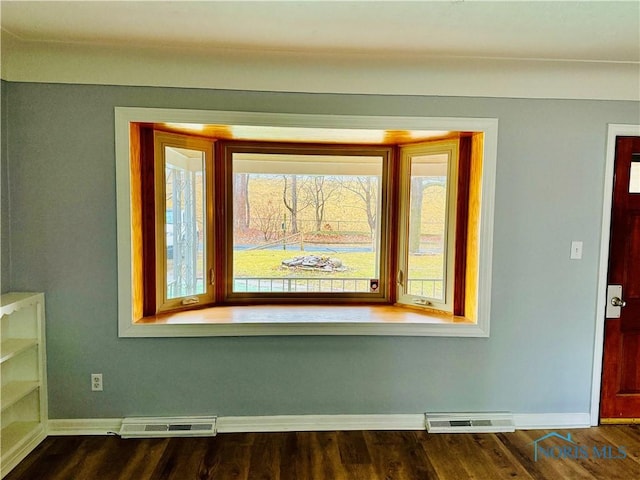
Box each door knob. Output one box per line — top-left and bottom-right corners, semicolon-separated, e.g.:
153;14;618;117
611;296;626;307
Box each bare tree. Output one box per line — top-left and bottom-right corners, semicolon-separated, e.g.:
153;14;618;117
233;173;251;231
282;175;299;234
408;177;425;253
304;176;340;231
340;176;378;238
253;197;281;241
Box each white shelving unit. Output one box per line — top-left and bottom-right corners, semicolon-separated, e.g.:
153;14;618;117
1;293;47;478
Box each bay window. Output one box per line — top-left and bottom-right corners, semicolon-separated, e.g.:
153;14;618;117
115;108;496;337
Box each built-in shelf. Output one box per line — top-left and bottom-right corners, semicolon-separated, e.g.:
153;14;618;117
1;339;38;363
1;292;47;479
1;382;40;412
0;421;42;455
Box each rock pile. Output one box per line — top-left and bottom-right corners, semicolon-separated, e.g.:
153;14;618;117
281;255;346;272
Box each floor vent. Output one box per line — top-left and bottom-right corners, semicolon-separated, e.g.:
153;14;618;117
425;412;514;433
119;416;217;438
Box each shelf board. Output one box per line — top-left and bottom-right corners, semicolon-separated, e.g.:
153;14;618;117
0;338;37;363
0;293;41;316
1;421;41;454
1;381;39;412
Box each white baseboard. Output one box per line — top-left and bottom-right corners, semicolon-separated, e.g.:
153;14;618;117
1;429;47;478
217;414;424;433
47;412;591;436
513;413;591;430
48;418;123;436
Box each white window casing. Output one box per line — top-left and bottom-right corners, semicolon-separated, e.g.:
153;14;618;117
115;107;497;337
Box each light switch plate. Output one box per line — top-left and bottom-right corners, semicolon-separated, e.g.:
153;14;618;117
570;241;583;259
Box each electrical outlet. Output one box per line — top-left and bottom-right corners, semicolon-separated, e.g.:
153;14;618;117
91;373;103;391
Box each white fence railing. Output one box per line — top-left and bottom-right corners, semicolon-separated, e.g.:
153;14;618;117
168;277;443;297
233;277;443;295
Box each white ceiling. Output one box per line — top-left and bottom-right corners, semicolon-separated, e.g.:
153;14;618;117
2;0;639;63
1;1;638;100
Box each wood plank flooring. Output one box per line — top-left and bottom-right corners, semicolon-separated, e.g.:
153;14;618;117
5;426;640;479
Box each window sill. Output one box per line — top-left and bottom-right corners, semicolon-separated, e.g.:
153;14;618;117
119;304;488;338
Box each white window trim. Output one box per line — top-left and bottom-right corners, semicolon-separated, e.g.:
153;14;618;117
115;107;498;337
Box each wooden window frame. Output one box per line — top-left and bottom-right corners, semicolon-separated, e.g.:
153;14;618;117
153;131;215;313
396;139;460;313
144;136;473;314
217;140;395;305
116;108;497;337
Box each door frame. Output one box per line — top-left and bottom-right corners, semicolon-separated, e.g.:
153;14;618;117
591;124;640;425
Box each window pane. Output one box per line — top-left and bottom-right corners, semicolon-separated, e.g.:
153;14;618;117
232;153;383;293
165;146;206;299
406;153;448;301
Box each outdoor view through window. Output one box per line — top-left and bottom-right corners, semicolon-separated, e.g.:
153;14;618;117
158;141;452;305
407;152;449;301
231;152;384;294
163;145;206;300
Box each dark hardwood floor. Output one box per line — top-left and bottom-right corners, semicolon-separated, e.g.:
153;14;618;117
6;426;640;479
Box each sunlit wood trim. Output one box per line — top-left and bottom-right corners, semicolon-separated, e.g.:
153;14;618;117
153;123;454;145
129;123;144;321
454;136;471;316
600;417;640;424
386;145;401;305
464;133;484;323
140;126;156;316
124;304;485;338
213;140;227;302
139;304;474;325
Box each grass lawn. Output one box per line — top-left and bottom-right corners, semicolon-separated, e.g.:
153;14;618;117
233;249;444;279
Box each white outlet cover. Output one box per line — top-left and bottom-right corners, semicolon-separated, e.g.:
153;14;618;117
91;373;103;391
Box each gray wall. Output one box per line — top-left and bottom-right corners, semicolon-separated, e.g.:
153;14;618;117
5;82;639;419
1;81;10;293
